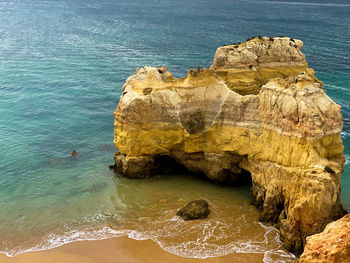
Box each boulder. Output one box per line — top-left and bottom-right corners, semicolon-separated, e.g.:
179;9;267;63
177;200;210;220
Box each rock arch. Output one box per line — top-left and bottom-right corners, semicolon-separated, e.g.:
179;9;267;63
113;37;346;254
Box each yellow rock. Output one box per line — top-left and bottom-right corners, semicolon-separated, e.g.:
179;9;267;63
211;37;320;95
113;38;346;255
299;214;350;263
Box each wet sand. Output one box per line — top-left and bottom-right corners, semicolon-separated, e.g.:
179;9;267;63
0;237;265;263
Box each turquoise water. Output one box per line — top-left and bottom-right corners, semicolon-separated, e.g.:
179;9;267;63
0;0;349;261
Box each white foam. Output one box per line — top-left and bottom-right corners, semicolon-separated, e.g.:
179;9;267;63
0;214;295;262
128;231;149;241
341;130;350;139
130;221;296;261
1;227;129;257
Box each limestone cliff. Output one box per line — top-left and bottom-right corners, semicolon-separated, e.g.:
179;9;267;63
298;214;350;263
113;37;346;254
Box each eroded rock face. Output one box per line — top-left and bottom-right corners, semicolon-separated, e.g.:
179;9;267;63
113;37;346;254
212;36;317;95
298;214;350;263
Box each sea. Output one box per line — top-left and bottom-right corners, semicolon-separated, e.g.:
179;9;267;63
0;0;349;262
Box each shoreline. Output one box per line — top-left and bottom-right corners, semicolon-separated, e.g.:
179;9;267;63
0;236;267;263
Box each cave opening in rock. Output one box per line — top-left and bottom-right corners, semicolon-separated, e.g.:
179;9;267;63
153;155;200;176
227;168;252;187
152;155;252;188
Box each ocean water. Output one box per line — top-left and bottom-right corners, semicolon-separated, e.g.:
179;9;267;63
0;0;349;262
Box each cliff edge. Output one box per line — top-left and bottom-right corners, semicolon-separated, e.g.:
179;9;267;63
299;214;350;263
113;37;346;254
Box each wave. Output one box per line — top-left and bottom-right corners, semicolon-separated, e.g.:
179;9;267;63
325;84;350;93
145;221;295;263
0;227;129;258
0;218;296;262
242;0;350;7
341;130;350;139
127;216;296;262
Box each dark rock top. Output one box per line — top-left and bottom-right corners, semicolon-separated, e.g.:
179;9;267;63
177;199;210;220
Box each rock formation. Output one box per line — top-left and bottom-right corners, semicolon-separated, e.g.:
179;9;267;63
70;150;78;157
212;36;317;95
113;37;346;254
298;214;350;263
177;199;210;220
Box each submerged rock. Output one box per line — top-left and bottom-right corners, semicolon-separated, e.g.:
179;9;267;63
298;214;350;263
70;150;78;157
112;37;346;254
177;200;210;220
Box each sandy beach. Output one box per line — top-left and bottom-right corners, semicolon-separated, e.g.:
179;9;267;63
0;237;265;263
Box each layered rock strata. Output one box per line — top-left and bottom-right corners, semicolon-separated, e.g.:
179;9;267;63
298;214;350;263
113;37;346;254
212;36;318;95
